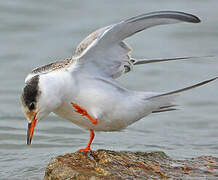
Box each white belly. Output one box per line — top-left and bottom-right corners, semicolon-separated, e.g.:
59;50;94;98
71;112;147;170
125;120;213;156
52;77;156;131
53;97;154;132
53;103;132;131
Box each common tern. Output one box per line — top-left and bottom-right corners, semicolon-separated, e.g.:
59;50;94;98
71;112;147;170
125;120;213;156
21;11;217;152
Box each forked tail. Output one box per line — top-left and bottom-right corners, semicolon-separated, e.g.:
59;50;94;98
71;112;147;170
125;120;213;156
147;77;217;113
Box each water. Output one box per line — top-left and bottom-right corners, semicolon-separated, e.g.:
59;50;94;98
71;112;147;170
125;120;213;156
0;0;218;179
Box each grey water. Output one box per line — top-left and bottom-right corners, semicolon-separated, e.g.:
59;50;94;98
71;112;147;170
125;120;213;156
0;0;218;179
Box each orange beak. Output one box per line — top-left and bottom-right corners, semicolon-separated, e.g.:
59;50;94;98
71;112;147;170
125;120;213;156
27;113;37;145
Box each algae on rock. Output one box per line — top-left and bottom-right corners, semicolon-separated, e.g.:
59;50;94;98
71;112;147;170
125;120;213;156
44;149;218;180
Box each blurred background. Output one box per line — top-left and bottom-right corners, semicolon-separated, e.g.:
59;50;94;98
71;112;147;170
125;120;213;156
0;0;218;179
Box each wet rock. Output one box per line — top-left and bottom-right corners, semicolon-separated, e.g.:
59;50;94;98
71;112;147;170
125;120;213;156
44;149;218;179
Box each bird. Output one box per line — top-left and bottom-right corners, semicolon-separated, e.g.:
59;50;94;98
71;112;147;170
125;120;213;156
20;11;217;152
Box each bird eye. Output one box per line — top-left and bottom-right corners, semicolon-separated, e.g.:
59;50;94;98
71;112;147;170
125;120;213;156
29;103;35;110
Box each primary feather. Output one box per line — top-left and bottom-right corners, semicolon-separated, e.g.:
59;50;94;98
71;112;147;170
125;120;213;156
73;11;200;79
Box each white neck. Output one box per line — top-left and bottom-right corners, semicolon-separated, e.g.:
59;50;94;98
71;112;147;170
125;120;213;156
38;71;74;113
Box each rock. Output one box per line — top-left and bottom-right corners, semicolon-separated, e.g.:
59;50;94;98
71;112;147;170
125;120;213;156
44;149;218;180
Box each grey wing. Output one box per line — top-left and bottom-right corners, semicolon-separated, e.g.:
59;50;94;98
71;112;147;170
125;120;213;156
25;58;73;83
74;11;200;78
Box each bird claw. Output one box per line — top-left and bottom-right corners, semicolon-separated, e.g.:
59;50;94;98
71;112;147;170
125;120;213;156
79;147;92;153
92;119;98;124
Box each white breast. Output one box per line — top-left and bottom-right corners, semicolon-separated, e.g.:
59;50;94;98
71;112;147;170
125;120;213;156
52;82;154;132
53;102;140;132
53;102;98;130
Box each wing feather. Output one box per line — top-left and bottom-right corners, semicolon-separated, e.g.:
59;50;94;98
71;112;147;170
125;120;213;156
96;11;200;47
74;11;200;78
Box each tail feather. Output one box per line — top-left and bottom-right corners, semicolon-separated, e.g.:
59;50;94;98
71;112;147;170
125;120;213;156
159;105;178;109
152;108;178;113
152;105;178;113
148;77;217;100
131;55;214;65
146;77;217;114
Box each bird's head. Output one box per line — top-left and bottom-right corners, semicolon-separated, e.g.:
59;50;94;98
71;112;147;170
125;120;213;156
21;75;55;145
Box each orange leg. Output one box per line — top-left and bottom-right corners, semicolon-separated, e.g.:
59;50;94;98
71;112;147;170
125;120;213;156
79;130;95;152
72;103;98;125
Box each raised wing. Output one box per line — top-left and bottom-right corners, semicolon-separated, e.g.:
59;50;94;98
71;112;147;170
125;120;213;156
74;11;200;78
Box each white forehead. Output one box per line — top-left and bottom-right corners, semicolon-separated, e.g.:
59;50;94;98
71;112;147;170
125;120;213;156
25;73;36;84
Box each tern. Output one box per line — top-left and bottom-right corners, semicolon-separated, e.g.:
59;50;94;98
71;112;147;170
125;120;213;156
21;11;217;152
